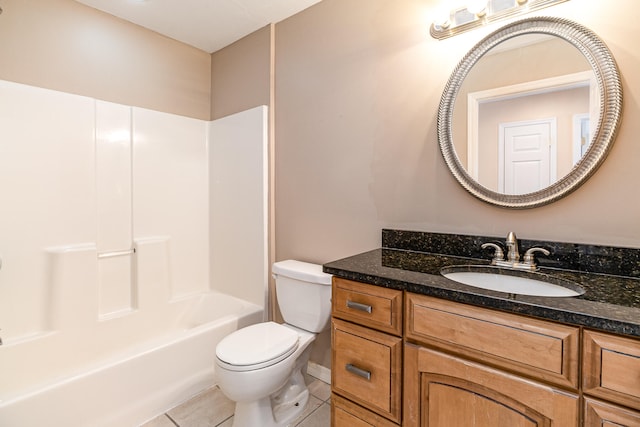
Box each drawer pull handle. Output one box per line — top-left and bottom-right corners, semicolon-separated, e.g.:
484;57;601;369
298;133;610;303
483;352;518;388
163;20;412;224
346;300;372;313
346;363;371;381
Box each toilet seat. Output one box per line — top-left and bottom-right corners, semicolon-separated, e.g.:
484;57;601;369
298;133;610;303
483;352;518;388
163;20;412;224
216;322;299;372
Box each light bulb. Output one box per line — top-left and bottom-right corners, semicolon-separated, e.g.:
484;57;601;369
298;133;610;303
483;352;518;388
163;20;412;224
433;8;451;31
467;0;488;17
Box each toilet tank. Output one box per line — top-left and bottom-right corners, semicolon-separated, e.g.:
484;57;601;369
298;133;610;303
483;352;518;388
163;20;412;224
272;260;332;333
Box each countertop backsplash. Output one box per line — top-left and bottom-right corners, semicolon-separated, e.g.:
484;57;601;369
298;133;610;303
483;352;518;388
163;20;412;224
382;229;640;278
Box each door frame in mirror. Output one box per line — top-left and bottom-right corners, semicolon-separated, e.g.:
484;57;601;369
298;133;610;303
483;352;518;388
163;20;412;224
438;17;622;209
467;70;597;181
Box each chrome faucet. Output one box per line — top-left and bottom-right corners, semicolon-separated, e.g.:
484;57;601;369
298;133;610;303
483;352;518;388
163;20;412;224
481;232;550;271
505;231;520;263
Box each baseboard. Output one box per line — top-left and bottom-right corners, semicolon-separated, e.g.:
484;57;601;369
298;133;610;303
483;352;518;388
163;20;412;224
307;361;331;385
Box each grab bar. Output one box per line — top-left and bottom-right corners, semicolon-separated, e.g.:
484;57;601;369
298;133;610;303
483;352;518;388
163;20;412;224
97;248;135;259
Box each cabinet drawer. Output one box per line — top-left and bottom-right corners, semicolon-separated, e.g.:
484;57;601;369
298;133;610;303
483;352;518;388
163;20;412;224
584;330;640;410
331;318;402;423
584;398;640;427
332;393;399;427
405;293;579;389
332;278;402;335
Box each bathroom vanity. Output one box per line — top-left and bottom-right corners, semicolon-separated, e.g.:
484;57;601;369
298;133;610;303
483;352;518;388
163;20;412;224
325;230;640;427
325;13;634;427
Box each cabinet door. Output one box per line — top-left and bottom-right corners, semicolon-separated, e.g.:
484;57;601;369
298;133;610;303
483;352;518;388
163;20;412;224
584;330;640;411
404;343;579;427
584;398;640;427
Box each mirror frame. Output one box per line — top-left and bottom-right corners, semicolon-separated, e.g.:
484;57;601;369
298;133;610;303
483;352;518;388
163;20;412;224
438;17;622;209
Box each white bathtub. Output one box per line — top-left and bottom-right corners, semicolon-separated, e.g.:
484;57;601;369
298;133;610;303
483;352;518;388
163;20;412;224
0;292;263;427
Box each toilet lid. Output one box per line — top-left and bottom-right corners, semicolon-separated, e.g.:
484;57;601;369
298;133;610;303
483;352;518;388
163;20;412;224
216;322;299;369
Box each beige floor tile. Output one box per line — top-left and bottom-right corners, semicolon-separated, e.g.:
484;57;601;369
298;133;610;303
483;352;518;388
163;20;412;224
221;395;324;427
139;414;177;427
308;379;331;402
217;417;234;427
295;402;331;427
143;375;331;427
167;387;234;427
291;395;323;424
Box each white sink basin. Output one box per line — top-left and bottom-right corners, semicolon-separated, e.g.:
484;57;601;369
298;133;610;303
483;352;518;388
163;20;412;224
441;267;584;297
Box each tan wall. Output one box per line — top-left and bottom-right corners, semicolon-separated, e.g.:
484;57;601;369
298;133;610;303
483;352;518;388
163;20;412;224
0;0;211;120
274;0;640;368
274;0;640;268
211;25;273;119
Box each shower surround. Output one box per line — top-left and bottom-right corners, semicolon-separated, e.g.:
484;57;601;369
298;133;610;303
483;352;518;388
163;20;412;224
0;80;268;426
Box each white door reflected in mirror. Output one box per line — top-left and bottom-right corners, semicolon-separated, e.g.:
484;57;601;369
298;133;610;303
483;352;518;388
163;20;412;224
499;118;555;194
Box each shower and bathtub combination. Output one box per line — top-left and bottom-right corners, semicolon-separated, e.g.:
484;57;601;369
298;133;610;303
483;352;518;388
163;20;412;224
0;80;269;426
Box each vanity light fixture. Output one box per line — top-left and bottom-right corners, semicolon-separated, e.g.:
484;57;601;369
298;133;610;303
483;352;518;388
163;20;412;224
430;0;569;40
433;11;451;31
466;0;488;17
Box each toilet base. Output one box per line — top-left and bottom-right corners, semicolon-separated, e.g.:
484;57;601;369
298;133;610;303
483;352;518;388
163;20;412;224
274;388;310;426
230;378;310;427
231;389;310;427
232;397;277;427
231;348;313;427
272;367;310;425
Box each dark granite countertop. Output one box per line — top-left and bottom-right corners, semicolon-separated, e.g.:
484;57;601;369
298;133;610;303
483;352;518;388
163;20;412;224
323;230;640;338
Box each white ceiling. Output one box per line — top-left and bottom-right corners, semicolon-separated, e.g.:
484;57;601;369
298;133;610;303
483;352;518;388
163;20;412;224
74;0;322;53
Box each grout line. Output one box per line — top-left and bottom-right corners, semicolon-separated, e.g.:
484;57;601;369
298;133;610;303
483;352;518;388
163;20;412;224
293;403;318;427
294;401;331;427
165;414;180;427
216;415;233;427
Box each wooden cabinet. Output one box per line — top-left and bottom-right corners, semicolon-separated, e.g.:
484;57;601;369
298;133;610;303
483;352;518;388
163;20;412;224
404;292;580;427
583;330;640;425
331;278;403;426
330;278;640;427
404;344;579;427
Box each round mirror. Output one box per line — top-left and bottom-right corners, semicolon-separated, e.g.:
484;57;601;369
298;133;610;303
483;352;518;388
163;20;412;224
438;17;622;209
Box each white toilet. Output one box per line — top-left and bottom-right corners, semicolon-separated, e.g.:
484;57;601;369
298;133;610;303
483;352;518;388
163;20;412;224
214;260;332;427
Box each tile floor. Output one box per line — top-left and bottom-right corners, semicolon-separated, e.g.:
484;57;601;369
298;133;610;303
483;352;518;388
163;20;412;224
140;375;331;427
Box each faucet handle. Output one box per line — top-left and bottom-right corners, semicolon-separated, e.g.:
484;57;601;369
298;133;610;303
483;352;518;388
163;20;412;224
523;247;550;267
481;242;505;263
